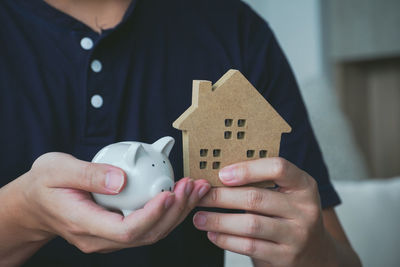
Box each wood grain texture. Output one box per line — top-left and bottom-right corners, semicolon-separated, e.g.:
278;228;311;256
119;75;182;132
173;70;291;187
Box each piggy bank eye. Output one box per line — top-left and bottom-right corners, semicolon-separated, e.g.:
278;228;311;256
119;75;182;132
152;164;155;167
163;160;166;164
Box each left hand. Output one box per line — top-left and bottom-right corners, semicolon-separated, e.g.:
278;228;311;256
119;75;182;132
193;157;335;267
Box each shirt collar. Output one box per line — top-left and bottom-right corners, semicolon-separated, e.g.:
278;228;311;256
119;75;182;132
13;0;139;35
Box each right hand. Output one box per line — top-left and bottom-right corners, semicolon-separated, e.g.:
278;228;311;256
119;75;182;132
11;152;211;253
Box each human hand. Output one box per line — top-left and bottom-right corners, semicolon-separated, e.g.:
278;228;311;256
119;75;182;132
14;152;210;253
193;158;336;267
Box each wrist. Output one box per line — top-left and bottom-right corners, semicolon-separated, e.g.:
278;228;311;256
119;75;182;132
0;174;53;266
5;173;54;243
322;228;362;267
322;231;341;267
252;258;269;267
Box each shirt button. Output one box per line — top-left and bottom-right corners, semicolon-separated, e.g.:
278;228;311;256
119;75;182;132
80;37;94;50
91;94;103;108
91;60;102;73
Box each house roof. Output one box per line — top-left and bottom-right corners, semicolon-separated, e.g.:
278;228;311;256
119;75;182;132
173;69;291;133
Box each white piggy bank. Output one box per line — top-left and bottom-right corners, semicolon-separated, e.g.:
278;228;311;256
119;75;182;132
92;137;175;216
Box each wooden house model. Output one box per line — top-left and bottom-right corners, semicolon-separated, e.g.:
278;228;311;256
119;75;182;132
173;70;291;186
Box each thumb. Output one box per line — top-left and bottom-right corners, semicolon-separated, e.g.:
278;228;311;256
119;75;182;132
34;152;126;194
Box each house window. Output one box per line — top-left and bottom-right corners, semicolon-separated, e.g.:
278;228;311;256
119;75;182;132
200;149;208;157
213;149;221;157
238;119;246;127
247;150;255;158
212;162;221;169
259;150;267;158
200;161;207;169
224;131;232;139
237;131;245;139
225;119;233;127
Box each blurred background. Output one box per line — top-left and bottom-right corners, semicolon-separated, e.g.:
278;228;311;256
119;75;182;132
226;1;400;266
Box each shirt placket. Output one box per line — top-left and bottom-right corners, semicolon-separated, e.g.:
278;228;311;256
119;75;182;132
78;33;112;141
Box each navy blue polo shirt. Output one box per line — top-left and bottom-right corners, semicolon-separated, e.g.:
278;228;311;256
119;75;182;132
0;0;341;266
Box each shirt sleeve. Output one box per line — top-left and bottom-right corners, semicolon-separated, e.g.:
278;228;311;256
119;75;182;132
238;2;341;208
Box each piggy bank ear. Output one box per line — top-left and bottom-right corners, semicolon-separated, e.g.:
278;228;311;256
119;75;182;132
152;136;175;157
124;143;148;165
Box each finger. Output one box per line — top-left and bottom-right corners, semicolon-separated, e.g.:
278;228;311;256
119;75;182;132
193;212;291;243
63;190;175;243
198;187;295;217
39;153;126;195
207;232;281;262
218;157;310;190
171;179;211;228
64;233;125;254
142;178;196;241
184;179;211;210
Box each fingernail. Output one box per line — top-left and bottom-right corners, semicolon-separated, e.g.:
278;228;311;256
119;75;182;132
105;170;124;193
219;165;235;182
164;193;175;209
194;213;207;227
198;184;211;198
208;232;217;242
185;179;194;196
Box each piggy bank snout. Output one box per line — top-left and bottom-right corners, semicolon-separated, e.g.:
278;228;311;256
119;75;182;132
150;176;175;197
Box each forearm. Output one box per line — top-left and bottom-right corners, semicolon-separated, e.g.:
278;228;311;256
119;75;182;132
0;175;51;266
327;236;361;267
0;238;47;267
251;234;361;267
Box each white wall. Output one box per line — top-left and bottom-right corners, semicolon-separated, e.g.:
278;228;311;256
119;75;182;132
324;0;400;61
240;0;369;182
242;0;323;86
